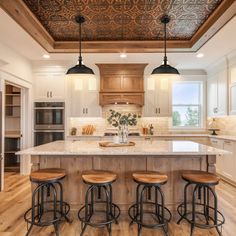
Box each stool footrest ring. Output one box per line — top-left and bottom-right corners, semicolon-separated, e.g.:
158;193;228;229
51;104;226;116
24;200;70;227
78;201;120;228
128;202;171;229
177;202;225;229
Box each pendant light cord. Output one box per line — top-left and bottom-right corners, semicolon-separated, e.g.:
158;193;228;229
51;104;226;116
164;20;167;66
79;20;82;66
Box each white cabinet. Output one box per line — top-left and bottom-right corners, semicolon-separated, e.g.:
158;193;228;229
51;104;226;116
34;73;65;100
210;138;236;182
229;66;236;115
143;77;172;117
207;69;227;117
210;138;224;176
68;77;101;117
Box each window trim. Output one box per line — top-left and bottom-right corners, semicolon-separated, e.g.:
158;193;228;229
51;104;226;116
171;79;206;130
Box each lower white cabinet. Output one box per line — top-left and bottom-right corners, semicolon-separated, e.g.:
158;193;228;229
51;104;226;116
210;138;236;182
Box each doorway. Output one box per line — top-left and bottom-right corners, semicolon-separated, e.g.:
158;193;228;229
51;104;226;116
4;83;21;172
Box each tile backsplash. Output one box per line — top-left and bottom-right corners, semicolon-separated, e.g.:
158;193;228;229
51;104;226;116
207;116;236;135
68;104;209;135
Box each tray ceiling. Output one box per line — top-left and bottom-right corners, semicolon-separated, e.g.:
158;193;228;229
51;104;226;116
0;0;234;52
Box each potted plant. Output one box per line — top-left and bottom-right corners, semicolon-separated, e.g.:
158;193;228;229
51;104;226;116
107;109;140;143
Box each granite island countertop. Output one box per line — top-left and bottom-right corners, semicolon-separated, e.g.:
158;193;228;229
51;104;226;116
17;140;229;156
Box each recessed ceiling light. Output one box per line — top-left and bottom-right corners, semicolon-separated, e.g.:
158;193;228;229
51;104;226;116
196;53;204;58
42;54;50;59
120;53;127;58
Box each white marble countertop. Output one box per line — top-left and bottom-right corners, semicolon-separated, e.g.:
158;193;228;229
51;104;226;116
66;133;236;141
17;140;229;156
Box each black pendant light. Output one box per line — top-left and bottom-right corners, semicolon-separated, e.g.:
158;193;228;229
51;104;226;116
66;15;94;76
151;15;180;78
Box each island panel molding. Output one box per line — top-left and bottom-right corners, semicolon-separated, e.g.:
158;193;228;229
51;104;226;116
0;0;234;52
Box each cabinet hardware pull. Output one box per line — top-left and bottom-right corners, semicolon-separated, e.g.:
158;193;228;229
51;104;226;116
86;108;88;114
47;91;49;98
158;108;161;113
155;108;157;114
83;108;85;114
224;141;232;144
50;91;52;97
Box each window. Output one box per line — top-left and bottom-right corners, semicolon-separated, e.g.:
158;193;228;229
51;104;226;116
172;81;203;128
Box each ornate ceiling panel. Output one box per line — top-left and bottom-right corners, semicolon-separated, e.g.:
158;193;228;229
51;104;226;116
22;0;223;41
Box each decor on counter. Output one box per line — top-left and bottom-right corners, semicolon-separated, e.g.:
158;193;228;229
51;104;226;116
82;125;96;135
70;127;77;136
66;15;94;77
208;118;220;135
107;109;140;143
99;141;135;147
151;15;180;79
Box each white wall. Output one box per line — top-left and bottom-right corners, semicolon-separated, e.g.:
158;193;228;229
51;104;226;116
0;42;32;83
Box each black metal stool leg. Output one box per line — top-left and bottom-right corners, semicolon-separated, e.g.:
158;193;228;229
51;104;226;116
138;185;147;236
177;182;191;224
190;185;199;236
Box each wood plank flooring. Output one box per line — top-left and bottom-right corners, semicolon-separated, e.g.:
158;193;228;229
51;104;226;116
0;172;235;236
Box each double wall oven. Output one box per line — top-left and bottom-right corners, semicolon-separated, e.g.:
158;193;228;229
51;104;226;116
34;102;65;146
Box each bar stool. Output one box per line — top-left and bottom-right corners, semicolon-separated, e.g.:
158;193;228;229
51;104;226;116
78;170;120;236
128;171;172;236
177;170;225;236
24;168;70;236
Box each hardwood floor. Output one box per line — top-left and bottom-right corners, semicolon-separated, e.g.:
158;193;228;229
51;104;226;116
0;172;235;236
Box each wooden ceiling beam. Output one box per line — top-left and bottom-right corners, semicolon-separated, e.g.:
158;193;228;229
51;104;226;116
53;40;192;53
0;0;54;52
190;0;235;47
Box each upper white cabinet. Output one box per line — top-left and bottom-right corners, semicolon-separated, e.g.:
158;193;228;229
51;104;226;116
34;73;65;100
229;66;236;115
143;77;172;117
68;77;101;117
207;68;227;117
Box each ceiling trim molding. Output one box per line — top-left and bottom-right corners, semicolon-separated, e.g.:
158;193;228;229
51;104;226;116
0;0;234;53
190;0;235;47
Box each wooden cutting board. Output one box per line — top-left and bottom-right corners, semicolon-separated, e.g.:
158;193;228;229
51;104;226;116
99;141;135;147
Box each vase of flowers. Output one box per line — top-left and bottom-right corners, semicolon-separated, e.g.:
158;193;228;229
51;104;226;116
107;109;140;143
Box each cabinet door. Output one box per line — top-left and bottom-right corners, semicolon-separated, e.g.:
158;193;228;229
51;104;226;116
222;140;235;181
207;76;217;117
34;74;65;100
86;91;101;117
50;74;65;100
68;79;84;117
210;138;224;175
156;78;172;116
217;69;227;116
143;90;157;117
229;84;236;115
34;74;51;100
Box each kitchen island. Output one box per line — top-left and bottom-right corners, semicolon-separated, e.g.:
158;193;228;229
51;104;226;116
18;140;228;211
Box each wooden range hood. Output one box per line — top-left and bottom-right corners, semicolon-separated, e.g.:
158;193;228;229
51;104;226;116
97;64;147;106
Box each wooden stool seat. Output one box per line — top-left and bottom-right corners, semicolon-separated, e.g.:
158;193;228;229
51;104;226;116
182;170;220;184
30;168;66;182
132;171;168;184
82;170;117;184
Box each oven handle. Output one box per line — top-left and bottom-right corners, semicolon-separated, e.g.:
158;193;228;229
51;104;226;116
34;107;64;110
34;130;64;133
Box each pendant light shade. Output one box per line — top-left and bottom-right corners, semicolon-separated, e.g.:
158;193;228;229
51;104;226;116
151;15;180;79
66;15;94;77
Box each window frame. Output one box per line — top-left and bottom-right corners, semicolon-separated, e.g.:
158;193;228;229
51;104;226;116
171;78;206;130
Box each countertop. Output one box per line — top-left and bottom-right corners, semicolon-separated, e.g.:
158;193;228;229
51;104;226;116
17;140;229;156
66;133;236;141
